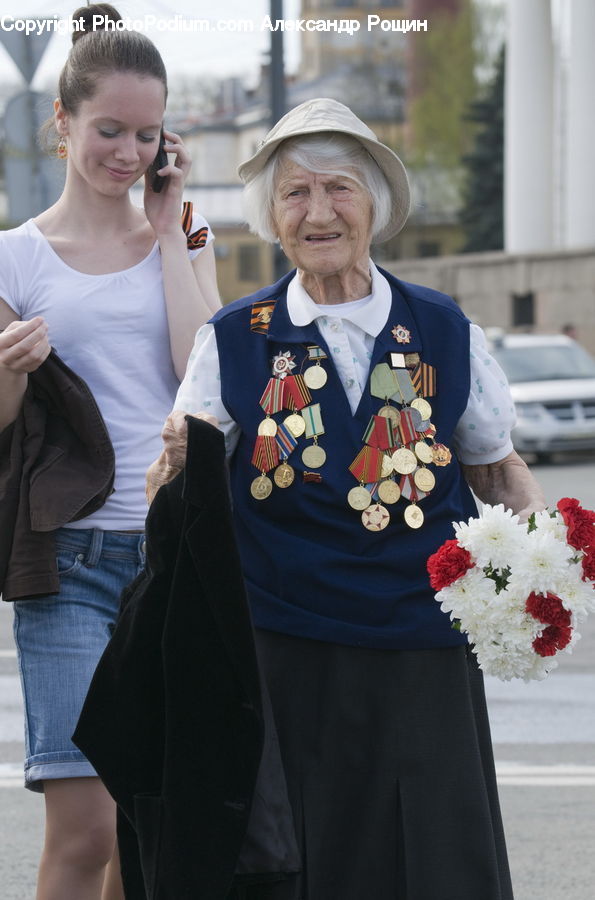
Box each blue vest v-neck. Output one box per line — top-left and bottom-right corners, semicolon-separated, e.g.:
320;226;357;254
211;267;478;650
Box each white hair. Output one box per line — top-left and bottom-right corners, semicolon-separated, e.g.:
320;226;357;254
242;133;392;243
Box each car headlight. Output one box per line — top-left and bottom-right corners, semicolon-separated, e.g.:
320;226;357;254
514;402;544;420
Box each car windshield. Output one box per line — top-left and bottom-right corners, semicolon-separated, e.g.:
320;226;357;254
492;343;595;383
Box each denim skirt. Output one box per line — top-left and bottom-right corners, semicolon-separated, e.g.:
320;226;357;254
12;527;146;791
253;629;514;900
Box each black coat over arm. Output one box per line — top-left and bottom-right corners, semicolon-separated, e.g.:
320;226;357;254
73;417;268;899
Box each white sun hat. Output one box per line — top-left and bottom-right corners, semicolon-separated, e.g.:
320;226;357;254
238;97;411;241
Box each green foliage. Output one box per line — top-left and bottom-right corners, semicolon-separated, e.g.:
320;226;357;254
409;0;478;168
459;45;504;252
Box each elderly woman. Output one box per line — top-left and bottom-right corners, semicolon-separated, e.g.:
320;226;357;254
158;98;545;900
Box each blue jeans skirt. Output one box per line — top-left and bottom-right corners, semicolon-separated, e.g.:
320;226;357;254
13;527;146;792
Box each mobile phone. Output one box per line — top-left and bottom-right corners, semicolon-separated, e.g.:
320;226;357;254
150;129;168;193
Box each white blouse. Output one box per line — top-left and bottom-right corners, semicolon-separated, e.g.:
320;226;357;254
174;264;516;466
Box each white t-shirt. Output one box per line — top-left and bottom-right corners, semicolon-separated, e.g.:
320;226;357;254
0;214;213;530
175;264;516;465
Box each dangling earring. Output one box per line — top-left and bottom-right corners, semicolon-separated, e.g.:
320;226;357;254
57;137;68;159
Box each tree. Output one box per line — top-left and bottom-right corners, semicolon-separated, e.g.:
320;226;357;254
459;46;504;252
408;0;478;169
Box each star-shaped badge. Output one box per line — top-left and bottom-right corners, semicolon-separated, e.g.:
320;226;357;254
392;324;411;344
271;350;296;379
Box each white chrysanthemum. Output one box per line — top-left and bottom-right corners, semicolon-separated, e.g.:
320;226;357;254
507;531;571;595
471;626;550;681
533;509;568;543
558;563;595;622
436;567;493;622
454;504;521;569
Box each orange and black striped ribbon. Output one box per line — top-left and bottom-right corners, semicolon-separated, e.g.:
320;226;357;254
410;362;437;398
250;300;277;334
181;201;209;250
251;435;280;473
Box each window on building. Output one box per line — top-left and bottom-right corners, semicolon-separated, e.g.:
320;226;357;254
512;292;535;327
238;244;261;282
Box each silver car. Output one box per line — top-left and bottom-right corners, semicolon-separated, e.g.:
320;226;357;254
488;334;595;461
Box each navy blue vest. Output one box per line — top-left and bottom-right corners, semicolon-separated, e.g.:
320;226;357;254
211;267;478;650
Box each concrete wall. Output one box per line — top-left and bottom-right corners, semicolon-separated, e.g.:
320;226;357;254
383;247;595;354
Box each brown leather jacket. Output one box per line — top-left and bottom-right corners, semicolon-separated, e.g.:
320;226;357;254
0;349;114;602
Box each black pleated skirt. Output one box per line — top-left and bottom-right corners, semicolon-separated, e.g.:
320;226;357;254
248;630;514;900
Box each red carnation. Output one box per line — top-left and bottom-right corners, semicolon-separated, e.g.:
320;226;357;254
557;498;595;552
533;624;573;657
581;548;595;583
525;592;571;628
427;539;474;590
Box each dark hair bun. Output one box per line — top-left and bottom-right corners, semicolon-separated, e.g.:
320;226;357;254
71;4;122;45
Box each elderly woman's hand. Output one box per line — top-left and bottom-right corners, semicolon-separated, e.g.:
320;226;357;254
462;450;547;523
145;410;219;505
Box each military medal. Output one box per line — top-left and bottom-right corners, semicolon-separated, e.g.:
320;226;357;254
303;345;328;390
251;474;273;500
258;418;277;437
391;324;411;344
302;444;326;468
404;503;424;529
391;447;417;475
432;443;452;466
301;403;326;469
370;363;398;401
274;462;295;488
413;467;436;492
348;485;373;511
362;503;390;531
411;397;432;420
304;366;327;390
377;480;401;504
381;454;394;477
284;413;306;438
283;374;312;411
271;350;296;379
414;441;434;464
378;404;399;423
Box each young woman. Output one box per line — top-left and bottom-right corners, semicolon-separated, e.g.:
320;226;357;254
0;5;219;898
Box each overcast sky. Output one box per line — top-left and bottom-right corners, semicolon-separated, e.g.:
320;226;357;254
0;1;302;87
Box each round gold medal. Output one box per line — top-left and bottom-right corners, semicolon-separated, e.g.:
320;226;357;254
361;503;390;531
381;454;394;478
432;443;452;466
411;398;432;420
347;485;372;511
377;480;401;505
404;503;424;529
302;444;326;468
274;462;295;488
414;440;434;464
414;467;436;492
303;365;328;390
284;413;306;438
250;474;273;500
378;404;399;422
391;447;417;475
257;417;277;437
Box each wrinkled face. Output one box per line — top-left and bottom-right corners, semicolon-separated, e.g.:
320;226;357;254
56;71;166;195
271;159;373;278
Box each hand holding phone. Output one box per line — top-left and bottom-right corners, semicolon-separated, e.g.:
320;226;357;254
150;129;168;193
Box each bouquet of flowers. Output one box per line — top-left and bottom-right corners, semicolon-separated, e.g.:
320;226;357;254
427;498;595;681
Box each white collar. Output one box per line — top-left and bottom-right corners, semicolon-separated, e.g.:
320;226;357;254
286;260;392;338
